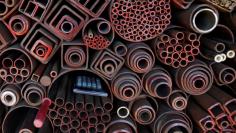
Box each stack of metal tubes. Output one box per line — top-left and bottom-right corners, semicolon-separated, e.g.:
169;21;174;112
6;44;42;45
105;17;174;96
0;0;236;133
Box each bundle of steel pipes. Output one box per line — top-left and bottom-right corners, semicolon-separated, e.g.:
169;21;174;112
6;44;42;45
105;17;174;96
0;0;236;133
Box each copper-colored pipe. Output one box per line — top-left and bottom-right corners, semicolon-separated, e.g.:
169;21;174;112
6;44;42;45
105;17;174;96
9;14;30;36
104;116;137;133
23;84;45;106
167;89;188;111
97;21;111;34
131;98;156;125
64;46;86;68
88;126;97;133
111;69;142;101
200;37;226;53
215;114;231;130
152;104;192;133
143;67;172;99
174;60;213;95
112;41;128;56
210;62;236;85
2;56;15;69
126;43;155;73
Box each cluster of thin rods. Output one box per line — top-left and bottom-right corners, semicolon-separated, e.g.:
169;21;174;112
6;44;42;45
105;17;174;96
110;0;171;42
153;28;200;68
48;75;113;133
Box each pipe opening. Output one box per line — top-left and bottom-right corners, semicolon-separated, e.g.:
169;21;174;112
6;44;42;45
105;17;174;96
117;107;129;118
194;79;204;89
61;21;74;34
28;92;41;104
0;2;7;15
155;84;171;98
193;9;218;33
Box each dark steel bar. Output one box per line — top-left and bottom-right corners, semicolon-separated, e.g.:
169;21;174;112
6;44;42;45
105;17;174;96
31;64;46;82
18;109;37;133
75;93;84;110
84;95;94;112
187;100;215;131
94;96;104;116
101;97;113;112
50;60;60;78
193;93;225;118
55;75;69;107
